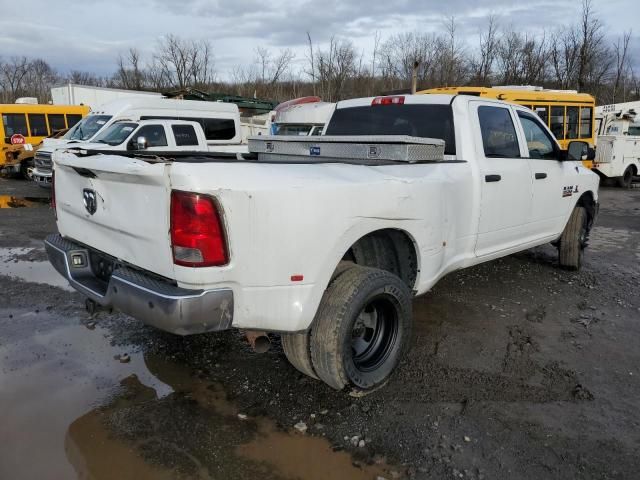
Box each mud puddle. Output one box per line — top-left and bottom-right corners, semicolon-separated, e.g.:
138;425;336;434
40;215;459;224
0;308;399;480
0;247;73;291
0;195;49;208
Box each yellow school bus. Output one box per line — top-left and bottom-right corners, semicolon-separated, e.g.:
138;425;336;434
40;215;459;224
419;86;596;163
0;103;89;178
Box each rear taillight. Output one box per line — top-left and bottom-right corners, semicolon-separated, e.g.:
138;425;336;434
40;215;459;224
372;96;405;106
170;191;228;267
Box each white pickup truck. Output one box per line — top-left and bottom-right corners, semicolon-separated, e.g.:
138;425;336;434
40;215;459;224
72;119;209;153
45;94;599;395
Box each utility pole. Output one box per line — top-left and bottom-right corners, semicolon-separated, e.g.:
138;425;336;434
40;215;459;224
411;60;420;94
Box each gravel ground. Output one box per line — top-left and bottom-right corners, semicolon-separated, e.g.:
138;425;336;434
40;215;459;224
1;175;639;480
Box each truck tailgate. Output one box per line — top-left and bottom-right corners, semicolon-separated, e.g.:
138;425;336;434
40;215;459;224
54;152;175;279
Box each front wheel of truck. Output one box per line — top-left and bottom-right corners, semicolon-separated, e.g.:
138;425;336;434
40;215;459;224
310;265;412;396
558;206;588;271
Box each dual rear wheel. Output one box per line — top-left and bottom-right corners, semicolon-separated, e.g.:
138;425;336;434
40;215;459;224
282;265;412;396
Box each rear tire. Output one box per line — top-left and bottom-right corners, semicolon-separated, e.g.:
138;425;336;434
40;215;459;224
281;332;318;379
280;261;355;380
617;166;634;188
559;206;588;270
310;265;412;396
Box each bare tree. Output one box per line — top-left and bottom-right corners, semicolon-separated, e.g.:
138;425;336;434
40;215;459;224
116;48;144;89
576;0;606;92
471;15;499;85
67;70;104;86
23;59;59;103
612;31;632;102
0;56;30;101
155;34;215;89
549;29;580;89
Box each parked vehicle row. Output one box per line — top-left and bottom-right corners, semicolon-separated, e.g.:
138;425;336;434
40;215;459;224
45;93;599;395
0;102;89;179
32;97;248;186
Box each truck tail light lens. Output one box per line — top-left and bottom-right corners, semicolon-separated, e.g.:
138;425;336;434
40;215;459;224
170;191;228;267
371;96;405;106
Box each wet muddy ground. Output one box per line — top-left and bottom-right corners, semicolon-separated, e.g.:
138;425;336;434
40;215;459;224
1;175;639;479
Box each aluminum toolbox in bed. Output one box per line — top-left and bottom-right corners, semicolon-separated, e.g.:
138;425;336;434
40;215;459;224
247;135;445;163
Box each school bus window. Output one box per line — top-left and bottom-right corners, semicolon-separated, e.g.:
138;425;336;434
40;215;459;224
580;107;592;139
550;106;565;139
566;106;579;139
2;113;28;140
48;114;66;133
28;114;48;137
66;114;82;128
534;106;549;125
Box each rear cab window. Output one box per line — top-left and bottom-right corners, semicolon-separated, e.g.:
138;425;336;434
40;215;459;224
172;124;199;146
141;116;236;141
325;103;456;155
477;106;520;158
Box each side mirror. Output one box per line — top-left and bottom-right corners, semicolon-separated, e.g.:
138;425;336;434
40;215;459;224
135;136;148;150
567;141;589;161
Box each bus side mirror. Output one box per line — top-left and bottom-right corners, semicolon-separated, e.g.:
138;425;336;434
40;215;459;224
567;141;589;161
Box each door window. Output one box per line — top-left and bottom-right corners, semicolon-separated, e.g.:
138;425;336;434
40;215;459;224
172;124;199;146
28;114;48;136
135;125;168;147
478;106;520;158
517;112;557;160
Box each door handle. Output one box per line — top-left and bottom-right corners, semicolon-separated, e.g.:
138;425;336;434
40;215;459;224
535;172;547;179
485;174;501;182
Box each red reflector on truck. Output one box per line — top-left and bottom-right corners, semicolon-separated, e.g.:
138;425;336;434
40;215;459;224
170;191;228;267
371;96;405;106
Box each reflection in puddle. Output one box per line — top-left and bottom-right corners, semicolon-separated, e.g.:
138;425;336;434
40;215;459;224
0;247;73;291
0;195;50;208
1;308;400;480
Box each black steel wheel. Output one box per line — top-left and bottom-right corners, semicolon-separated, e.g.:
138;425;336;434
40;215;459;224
310;265;412;395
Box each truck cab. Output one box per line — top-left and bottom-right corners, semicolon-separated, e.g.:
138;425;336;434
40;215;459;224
75;119;209;153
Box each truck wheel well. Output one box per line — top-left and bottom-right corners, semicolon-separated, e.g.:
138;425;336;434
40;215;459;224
341;229;418;290
577;191;597;230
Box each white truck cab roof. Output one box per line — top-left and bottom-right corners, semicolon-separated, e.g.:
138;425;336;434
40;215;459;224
72;119;209;153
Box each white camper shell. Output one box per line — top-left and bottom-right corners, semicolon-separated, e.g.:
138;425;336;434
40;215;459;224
272;101;335;136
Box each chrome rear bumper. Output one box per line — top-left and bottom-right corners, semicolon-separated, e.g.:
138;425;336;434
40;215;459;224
45;234;233;335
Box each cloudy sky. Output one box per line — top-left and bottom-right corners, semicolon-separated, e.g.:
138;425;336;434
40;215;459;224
0;0;638;79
